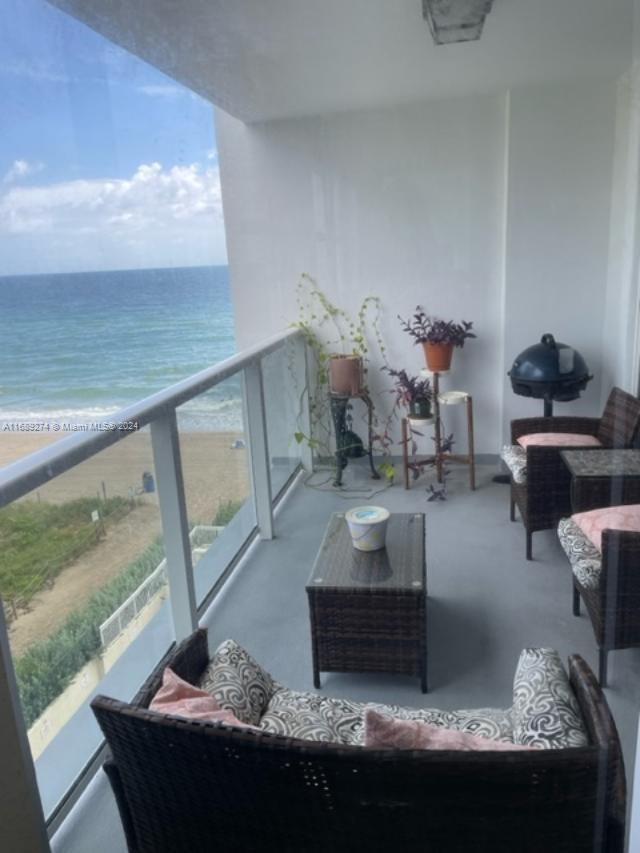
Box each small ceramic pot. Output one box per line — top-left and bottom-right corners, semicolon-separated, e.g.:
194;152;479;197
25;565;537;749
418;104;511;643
345;506;390;551
408;397;432;419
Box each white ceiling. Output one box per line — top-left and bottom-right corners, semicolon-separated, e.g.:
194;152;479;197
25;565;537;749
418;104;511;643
48;0;634;122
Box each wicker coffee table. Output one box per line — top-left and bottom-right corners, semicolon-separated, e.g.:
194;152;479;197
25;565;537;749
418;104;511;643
306;512;427;692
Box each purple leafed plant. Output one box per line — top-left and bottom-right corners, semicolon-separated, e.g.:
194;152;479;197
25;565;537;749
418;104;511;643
382;366;432;407
398;307;476;347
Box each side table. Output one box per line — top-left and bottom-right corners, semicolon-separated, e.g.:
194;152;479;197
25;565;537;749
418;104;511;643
560;449;640;513
306;512;427;692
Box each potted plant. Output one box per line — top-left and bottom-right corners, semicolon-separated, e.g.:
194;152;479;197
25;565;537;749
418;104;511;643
383;367;433;419
293;274;385;399
398;307;475;372
329;353;364;396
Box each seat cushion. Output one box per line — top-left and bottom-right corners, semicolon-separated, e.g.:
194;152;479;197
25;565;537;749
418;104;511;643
198;639;279;726
501;445;527;484
260;686;514;746
557;517;602;590
364;710;532;751
512;648;588;748
572;503;640;552
517;433;601;449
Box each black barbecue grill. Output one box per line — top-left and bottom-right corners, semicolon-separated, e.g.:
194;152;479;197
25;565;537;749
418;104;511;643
509;333;592;417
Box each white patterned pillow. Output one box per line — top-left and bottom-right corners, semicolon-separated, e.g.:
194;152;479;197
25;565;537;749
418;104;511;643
501;445;527;484
511;648;587;748
198;639;279;727
260;689;363;743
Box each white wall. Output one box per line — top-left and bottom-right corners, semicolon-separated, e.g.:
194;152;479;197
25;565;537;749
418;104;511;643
502;80;617;434
601;64;640;405
218;80;619;453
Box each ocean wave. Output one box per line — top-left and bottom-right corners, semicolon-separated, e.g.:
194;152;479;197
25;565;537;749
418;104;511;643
0;406;122;422
0;398;244;433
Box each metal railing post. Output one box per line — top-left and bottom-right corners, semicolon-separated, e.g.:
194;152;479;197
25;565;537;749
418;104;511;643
244;362;274;540
150;411;197;639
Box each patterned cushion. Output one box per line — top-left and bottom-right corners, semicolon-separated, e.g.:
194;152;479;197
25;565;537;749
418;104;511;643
572;503;640;552
557;517;602;590
260;689;364;743
260;687;514;746
501;445;527;484
198;639;279;727
517;433;601;449
512;648;588;748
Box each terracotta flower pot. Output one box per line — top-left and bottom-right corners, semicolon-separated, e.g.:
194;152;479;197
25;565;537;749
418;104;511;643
329;355;363;395
422;342;454;372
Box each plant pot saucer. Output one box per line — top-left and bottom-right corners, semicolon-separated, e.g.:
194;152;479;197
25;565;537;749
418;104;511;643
420;367;451;377
438;390;469;405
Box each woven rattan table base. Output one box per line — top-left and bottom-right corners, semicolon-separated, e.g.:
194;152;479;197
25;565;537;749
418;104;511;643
306;512;427;692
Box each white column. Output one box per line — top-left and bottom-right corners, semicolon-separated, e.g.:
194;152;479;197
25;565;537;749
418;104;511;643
244;362;274;539
0;606;50;852
150;412;197;639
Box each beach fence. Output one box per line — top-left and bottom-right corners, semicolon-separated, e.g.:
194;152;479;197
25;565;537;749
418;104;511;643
99;525;223;650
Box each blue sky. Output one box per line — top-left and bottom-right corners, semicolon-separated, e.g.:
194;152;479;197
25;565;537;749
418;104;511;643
0;0;227;275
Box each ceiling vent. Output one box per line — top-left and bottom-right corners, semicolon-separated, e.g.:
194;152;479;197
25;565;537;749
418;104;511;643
422;0;494;44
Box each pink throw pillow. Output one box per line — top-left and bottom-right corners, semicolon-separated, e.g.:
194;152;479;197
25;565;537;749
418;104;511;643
364;709;532;751
572;504;640;552
517;433;601;449
150;667;255;728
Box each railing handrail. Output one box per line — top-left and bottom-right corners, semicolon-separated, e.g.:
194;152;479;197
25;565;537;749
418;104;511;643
0;327;300;508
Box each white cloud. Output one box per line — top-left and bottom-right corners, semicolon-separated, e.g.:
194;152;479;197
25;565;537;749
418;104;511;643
0;162;227;273
3;159;45;184
0;161;222;235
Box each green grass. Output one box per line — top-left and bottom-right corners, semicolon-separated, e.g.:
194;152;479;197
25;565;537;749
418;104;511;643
0;496;131;602
212;499;243;526
15;498;245;728
16;538;165;727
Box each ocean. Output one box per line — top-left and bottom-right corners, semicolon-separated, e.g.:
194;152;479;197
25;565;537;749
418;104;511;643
0;266;242;431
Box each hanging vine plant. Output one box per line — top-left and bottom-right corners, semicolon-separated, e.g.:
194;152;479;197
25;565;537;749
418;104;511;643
290;273;394;482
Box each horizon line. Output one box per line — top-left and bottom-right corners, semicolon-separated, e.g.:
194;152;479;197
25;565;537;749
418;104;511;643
0;263;229;280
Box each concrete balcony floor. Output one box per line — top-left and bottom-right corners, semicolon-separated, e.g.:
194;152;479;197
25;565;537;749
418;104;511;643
53;462;640;852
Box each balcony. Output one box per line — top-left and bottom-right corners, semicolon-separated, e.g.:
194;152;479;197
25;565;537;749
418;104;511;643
0;329;638;851
4;2;640;850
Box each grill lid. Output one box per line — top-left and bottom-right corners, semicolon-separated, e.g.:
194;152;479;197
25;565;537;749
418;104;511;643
509;333;592;403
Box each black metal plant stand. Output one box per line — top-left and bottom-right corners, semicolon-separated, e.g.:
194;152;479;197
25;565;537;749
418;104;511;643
330;392;380;487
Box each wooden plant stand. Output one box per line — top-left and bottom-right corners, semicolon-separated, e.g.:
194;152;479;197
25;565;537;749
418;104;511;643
401;370;475;491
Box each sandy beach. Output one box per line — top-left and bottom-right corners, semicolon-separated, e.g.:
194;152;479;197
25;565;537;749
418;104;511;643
0;429;249;523
1;429;250;655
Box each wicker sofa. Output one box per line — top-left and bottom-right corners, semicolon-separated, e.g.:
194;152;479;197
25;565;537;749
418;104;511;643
92;629;625;853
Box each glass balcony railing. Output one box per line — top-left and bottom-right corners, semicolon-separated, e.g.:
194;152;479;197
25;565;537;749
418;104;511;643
0;328;306;831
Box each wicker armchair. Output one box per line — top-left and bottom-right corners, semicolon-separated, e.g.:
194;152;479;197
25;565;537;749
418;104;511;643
559;508;640;686
508;387;640;559
91;629;626;853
